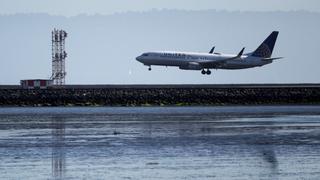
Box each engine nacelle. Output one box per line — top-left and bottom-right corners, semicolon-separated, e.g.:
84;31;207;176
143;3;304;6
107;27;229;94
179;62;202;70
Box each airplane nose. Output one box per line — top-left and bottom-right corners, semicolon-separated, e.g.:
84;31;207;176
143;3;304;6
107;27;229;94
136;56;142;62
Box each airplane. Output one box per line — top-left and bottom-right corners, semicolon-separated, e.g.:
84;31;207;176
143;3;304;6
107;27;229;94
136;31;282;75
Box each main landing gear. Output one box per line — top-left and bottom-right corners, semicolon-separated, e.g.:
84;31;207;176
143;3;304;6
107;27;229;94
201;69;211;75
148;66;152;71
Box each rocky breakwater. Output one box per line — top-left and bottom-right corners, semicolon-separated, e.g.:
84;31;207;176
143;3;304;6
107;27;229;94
0;84;320;106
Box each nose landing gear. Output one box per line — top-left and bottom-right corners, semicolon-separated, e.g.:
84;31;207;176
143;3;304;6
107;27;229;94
201;69;211;75
148;66;152;71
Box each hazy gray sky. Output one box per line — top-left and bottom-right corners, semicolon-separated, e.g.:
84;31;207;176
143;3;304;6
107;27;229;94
1;10;319;84
0;1;320;84
1;0;320;16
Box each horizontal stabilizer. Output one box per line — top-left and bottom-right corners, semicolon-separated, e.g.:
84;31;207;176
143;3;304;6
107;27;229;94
262;57;284;61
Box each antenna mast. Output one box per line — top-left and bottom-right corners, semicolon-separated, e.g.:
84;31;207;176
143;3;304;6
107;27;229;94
51;29;67;85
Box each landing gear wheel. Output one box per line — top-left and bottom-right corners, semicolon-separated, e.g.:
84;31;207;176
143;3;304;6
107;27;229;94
201;69;206;75
148;66;152;71
206;70;211;75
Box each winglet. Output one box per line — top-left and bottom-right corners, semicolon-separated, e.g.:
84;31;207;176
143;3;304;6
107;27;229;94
237;47;245;57
209;46;215;54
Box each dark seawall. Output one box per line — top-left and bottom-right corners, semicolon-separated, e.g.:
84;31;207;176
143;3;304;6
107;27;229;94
0;84;320;106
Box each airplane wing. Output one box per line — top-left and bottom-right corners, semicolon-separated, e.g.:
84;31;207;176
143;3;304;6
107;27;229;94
261;57;284;61
199;48;245;67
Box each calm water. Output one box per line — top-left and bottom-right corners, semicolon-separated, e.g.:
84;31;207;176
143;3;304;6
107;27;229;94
0;106;320;179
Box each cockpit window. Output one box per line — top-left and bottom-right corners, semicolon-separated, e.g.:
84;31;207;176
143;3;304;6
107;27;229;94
142;53;149;57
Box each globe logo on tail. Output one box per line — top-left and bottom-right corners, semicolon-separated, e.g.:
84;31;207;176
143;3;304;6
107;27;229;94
253;43;271;58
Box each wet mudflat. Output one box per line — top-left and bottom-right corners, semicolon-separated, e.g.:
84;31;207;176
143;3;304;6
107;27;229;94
0;106;320;179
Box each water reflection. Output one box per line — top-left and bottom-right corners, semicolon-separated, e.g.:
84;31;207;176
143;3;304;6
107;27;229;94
261;147;278;169
255;119;279;178
51;117;66;179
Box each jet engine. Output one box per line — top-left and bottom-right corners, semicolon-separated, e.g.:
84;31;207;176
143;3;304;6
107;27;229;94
179;62;202;70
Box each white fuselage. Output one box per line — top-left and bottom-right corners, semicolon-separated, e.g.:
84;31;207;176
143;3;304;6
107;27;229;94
136;51;271;70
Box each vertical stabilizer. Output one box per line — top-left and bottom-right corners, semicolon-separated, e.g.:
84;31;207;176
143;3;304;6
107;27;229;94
252;31;279;58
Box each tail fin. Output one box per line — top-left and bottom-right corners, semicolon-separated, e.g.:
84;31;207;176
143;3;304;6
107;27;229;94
251;31;279;58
